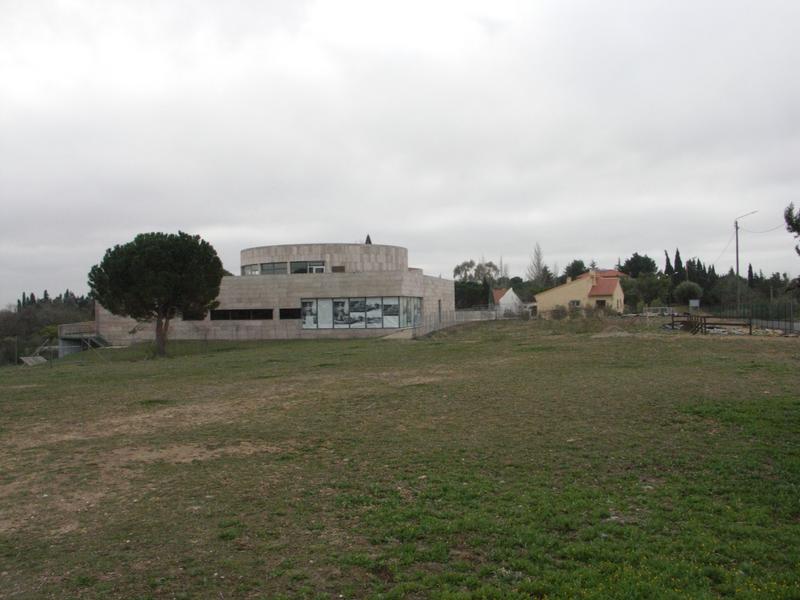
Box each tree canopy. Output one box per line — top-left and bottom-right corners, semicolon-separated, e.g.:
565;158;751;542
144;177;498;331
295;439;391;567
0;290;93;365
619;252;657;278
786;203;800;256
88;232;224;356
453;259;500;284
563;260;587;280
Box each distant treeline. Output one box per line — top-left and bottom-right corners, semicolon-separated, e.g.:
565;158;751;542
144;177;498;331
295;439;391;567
454;249;797;310
0;290;93;365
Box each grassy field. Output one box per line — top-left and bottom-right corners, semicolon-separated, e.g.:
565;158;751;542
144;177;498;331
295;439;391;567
1;319;799;599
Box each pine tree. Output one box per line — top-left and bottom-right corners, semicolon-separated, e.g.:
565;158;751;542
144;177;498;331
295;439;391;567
89;232;224;357
664;250;674;278
673;249;685;284
747;264;754;288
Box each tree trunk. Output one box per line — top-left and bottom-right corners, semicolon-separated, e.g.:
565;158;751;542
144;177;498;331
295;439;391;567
155;313;170;357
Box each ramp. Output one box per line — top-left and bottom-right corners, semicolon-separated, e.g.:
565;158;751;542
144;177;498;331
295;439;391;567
20;356;48;366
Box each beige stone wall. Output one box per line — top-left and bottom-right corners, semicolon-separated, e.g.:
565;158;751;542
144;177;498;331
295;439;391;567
422;274;456;318
535;277;594;313
240;243;408;274
96;269;456;345
609;284;625;312
96;306;398;345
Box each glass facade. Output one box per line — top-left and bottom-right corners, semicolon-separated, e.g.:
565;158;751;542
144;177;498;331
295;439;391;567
302;297;421;329
291;261;325;274
241;260;324;275
260;261;288;274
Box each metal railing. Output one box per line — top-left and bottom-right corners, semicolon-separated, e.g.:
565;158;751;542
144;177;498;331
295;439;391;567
671;313;752;335
706;302;798;334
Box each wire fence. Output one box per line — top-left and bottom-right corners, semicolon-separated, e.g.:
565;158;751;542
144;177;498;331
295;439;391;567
411;310;460;338
706;301;798;333
410;308;525;338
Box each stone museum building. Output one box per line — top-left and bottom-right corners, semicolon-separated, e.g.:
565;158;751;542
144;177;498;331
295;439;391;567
79;241;455;346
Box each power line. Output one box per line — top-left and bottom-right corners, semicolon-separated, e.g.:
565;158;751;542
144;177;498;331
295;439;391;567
739;223;785;234
711;231;736;267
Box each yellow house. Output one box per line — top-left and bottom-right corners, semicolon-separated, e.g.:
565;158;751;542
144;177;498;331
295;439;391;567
534;269;625;315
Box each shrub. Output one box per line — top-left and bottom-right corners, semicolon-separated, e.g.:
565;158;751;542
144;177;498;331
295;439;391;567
550;305;568;320
673;281;703;305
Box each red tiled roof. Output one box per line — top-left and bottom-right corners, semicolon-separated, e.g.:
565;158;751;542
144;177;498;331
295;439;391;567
492;288;508;304
577;269;626;280
589;277;620;297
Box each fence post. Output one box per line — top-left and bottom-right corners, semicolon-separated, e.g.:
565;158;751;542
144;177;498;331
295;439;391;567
749;304;753;335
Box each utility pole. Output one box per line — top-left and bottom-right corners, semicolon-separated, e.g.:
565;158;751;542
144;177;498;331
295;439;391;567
735;210;758;314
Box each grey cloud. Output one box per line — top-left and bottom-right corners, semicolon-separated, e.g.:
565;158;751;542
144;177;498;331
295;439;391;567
1;1;799;307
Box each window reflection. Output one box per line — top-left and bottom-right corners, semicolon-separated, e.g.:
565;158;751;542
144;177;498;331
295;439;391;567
300;297;421;329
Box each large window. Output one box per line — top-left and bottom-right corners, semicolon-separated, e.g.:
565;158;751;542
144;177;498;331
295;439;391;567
260;262;288;275
333;298;350;328
366;297;382;328
348;298;366;328
241;264;260;276
302;297;421;329
382;297;399;328
301;300;316;327
291;261;325;274
280;308;302;319
210;309;273;320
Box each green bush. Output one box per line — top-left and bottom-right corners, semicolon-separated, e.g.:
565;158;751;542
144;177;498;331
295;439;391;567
673;281;703;305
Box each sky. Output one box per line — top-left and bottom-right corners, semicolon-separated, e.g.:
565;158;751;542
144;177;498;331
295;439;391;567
1;0;799;307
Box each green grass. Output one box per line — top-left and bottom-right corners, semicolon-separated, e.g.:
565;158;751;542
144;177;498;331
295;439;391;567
1;319;799;598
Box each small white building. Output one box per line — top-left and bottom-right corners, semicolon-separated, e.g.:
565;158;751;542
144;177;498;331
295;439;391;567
492;288;524;315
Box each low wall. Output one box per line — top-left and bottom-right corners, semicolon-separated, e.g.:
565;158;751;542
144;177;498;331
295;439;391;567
456;309;501;322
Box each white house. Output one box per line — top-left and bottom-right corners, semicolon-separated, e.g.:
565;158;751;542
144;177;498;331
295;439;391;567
492;288;524;315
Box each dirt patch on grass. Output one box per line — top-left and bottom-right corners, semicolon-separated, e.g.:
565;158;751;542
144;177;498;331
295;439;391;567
396;375;444;387
591;328;633;338
5;381;308;450
0;441;285;535
106;441;284;465
366;370;458;387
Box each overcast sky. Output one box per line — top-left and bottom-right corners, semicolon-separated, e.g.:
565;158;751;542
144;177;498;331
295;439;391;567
2;0;799;307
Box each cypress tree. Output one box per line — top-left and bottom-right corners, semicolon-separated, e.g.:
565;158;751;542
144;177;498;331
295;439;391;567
673;249;685;284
